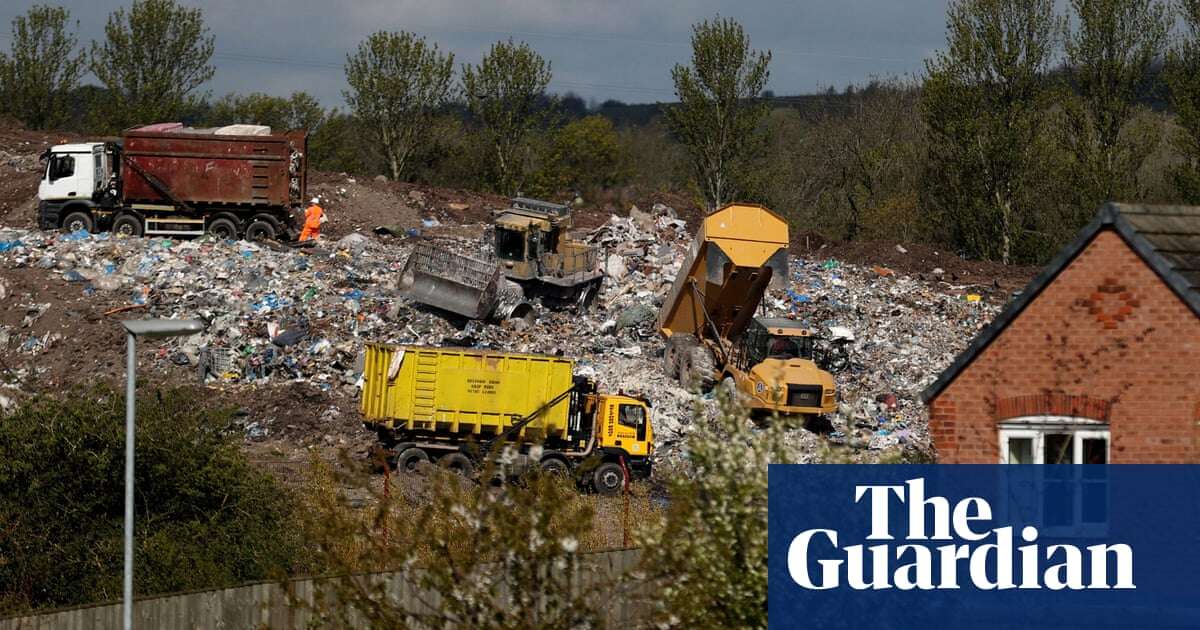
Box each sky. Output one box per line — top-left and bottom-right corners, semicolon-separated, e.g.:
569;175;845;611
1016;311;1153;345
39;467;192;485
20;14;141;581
0;0;952;107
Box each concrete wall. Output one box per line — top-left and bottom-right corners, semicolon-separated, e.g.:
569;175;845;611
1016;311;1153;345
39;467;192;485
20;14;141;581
930;229;1200;463
0;548;646;629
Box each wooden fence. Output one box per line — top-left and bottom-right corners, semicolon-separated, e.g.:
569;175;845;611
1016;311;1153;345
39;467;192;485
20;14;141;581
1;548;645;629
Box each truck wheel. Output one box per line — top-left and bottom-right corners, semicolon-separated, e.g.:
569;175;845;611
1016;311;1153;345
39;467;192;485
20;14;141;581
208;217;239;240
245;219;277;241
112;214;143;238
664;334;697;380
438;452;473;477
684;346;717;392
394;447;429;473
540;457;570;477
720;376;748;405
593;462;625;496
61;211;93;234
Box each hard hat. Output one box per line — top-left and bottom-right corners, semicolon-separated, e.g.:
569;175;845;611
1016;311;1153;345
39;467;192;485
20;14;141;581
311;197;319;204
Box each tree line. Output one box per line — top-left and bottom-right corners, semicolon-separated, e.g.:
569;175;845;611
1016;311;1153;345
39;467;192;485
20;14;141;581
4;0;1200;263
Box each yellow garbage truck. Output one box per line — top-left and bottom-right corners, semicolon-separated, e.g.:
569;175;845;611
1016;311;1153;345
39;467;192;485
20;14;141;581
658;203;837;417
361;344;653;494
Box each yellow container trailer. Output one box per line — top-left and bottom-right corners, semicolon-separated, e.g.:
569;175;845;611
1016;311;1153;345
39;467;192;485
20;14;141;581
361;344;653;494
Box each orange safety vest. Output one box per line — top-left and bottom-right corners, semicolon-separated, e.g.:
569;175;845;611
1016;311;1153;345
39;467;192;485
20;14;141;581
304;204;325;230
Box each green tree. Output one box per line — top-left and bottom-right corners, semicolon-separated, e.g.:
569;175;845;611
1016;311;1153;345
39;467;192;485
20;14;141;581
1165;0;1200;202
1063;0;1171;206
344;31;455;182
89;0;215;129
0;5;83;130
533;115;625;196
461;39;554;195
308;110;379;174
206;91;326;132
664;17;772;210
0;387;297;612
921;0;1061;263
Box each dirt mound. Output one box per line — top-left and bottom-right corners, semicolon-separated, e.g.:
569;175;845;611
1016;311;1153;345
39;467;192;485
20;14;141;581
0;125;84;227
309;171;507;238
793;232;1037;295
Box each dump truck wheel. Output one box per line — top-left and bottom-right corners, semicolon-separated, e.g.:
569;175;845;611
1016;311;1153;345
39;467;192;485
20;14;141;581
664;334;697;380
61;211;93;234
112;214;143;238
245;219;277;242
540;457;570;476
439;452;473;477
394;447;429;473
593;462;625;496
208;217;239;240
683;346;716;392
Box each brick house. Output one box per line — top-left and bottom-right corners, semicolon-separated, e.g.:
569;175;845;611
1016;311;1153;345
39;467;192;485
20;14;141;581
923;204;1200;464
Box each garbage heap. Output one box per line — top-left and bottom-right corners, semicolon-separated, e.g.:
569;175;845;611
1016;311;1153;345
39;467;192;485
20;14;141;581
0;207;1002;463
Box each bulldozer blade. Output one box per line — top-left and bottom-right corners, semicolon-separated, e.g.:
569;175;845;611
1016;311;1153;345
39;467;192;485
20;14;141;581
399;242;500;319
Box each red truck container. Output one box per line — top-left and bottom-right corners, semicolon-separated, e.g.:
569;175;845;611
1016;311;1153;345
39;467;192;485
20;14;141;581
37;125;308;241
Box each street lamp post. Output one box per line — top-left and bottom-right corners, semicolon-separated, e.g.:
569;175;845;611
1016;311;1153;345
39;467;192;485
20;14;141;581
120;319;205;630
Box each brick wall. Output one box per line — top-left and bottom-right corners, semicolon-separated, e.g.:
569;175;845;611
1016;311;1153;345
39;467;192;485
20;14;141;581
930;229;1200;463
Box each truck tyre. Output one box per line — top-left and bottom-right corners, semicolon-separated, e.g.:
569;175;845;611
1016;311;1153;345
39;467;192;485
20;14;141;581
720;376;748;406
683;345;716;392
664;334;698;380
208;217;239;240
394;447;429;473
112;214;143;238
593;462;625;496
245;219;277;242
438;452;473;477
61;211;93;234
540;457;570;476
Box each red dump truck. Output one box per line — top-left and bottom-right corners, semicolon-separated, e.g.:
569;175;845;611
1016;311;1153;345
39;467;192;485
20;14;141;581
37;123;307;240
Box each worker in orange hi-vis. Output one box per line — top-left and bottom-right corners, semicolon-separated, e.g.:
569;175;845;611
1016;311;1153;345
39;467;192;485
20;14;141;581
299;197;326;241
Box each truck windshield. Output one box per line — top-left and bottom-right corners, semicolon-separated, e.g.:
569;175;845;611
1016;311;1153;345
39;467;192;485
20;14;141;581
47;154;75;181
766;335;814;360
618;404;644;428
496;227;525;261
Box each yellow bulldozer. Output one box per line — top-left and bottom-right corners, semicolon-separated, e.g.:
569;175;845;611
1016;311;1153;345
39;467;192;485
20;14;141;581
398;198;603;322
657;203;838;417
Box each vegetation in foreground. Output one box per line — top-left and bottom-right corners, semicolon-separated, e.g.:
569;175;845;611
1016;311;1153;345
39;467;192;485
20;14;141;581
0;386;299;612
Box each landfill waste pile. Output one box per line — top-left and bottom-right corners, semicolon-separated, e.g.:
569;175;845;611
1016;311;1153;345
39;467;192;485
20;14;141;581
0;198;1004;464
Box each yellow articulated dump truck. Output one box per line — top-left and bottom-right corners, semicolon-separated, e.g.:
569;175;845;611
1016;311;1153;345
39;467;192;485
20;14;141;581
658;203;837;417
361;344;653;494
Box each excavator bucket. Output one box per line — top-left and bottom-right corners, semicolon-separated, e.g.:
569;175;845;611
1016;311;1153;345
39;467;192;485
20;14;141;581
399;242;501;319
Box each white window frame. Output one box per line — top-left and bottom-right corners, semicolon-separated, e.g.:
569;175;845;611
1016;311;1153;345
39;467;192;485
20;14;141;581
997;417;1110;537
998;417;1110;464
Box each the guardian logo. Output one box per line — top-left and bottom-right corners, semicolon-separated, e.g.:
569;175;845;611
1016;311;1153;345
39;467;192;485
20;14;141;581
787;478;1135;591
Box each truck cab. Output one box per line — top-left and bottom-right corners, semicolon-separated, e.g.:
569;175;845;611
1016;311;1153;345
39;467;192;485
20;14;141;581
38;143;116;232
729;318;837;415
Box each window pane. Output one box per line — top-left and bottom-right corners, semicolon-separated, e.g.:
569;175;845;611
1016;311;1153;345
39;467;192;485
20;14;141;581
1082;438;1107;465
618;404;643;428
1044;433;1074;465
1007;437;1033;464
495;228;525;260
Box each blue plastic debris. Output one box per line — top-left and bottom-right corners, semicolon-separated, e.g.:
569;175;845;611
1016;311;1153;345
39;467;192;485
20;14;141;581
59;229;89;242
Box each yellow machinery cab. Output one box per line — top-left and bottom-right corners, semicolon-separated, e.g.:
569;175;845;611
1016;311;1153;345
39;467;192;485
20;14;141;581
594;394;654;459
728;317;837;416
